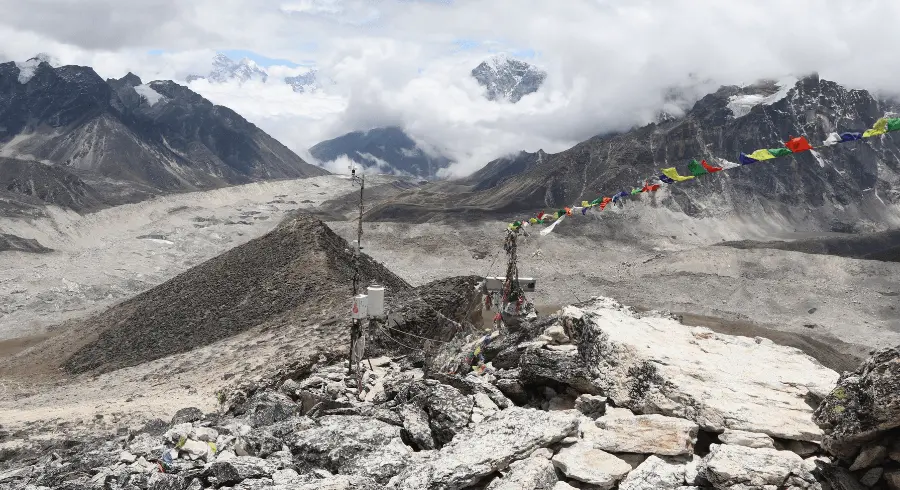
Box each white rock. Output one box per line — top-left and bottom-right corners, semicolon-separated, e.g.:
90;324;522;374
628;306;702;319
273;468;303;485
553;483;578;490
718;429;775;449
544;324;571;344
574;394;606;418
164;422;194;443
119;451;136;464
391;407;579;489
546;344;578;352
683;454;702;485
563;301;839;442
180;439;214;461
217;449;237;461
551;442;632;489
698;443;818;489
486;456;558;490
618;455;686;490
584;412;698;456
474;392;499;414
191;427;219;442
531;447;553;459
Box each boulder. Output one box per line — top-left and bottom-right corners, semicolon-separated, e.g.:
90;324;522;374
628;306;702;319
618;455;687;490
424;384;473;446
718;429;775;449
780;440;820;457
551;442;632;489
485;456;558;490
885;470;900;490
293;475;385;489
814;346;900;460
171;407;204;425
399;404;436;450
148;473;188;490
698;444;818;489
519;347;601;395
391;407;579;489
814;462;868;490
848;444;887;471
543;324;570;344
583;411;698;456
244;392;299;427
553;483;579;490
563;300;839;442
574;394;606;418
206;456;275;485
292;415;409;483
859;468;883;487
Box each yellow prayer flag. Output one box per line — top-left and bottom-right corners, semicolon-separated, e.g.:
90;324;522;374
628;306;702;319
581;201;590;207
747;149;776;161
863;118;889;138
661;167;695;182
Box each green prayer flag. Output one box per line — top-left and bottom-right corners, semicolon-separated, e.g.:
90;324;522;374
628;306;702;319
630;188;641;195
887;118;900;132
687;159;708;177
767;148;793;158
590;198;602;205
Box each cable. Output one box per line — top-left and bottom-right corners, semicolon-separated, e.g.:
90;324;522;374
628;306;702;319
381;320;450;344
376;324;426;352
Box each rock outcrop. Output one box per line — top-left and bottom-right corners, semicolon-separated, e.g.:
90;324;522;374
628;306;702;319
562;298;839;442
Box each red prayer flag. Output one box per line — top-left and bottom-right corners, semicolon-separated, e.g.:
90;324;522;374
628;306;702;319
701;160;723;173
785;136;812;153
599;197;612;210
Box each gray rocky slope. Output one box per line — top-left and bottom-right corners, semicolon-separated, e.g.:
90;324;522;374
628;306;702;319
366;75;900;235
309;127;452;179
0;61;328;204
2;288;897;490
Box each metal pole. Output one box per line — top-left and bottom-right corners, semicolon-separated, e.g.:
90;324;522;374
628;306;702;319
349;172;365;376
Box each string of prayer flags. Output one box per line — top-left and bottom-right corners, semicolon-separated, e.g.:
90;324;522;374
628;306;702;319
785;136;812;153
661;167;695;182
504;114;899;234
863;118;889;138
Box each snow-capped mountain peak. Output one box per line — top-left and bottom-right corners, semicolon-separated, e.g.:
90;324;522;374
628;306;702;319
471;54;546;103
187;54;268;84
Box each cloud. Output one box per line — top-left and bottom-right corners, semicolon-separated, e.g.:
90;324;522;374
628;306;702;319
3;0;900;176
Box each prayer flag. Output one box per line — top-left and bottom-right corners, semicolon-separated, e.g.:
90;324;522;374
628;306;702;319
701;160;723;173
785;136;812;153
687;159;708;177
661;167;695;182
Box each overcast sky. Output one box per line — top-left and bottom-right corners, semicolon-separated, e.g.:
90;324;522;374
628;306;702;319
2;0;898;176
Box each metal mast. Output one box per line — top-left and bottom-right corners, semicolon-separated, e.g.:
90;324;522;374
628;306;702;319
349;167;365;375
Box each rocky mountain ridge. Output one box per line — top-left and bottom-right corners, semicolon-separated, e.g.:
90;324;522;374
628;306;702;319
309;127;452;178
365;75;900;235
0;60;328;210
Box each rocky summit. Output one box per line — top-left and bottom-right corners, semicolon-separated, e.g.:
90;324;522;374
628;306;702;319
2;284;897;489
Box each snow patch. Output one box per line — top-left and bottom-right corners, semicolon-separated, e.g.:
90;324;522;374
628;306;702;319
727;77;799;118
15;60;40;84
810;149;826;168
133;84;165;106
